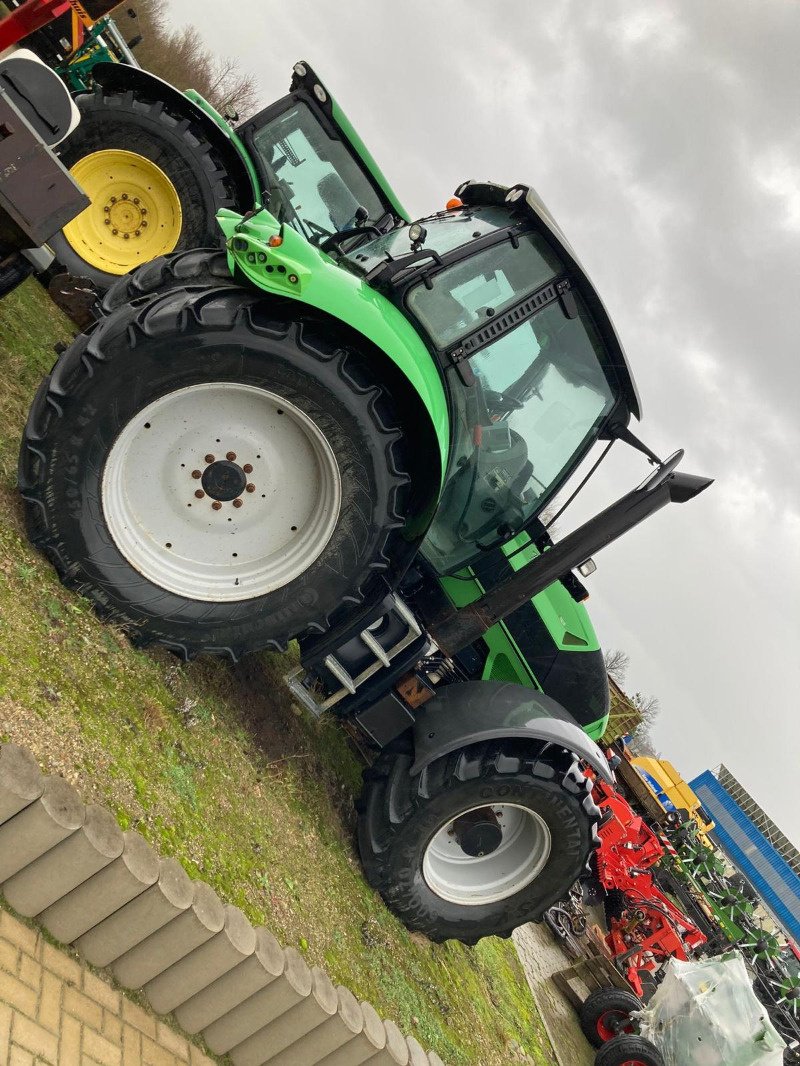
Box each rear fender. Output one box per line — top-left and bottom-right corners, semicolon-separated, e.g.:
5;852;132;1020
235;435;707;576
87;63;258;207
410;680;614;782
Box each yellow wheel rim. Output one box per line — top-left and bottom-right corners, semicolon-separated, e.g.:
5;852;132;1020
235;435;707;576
62;150;183;275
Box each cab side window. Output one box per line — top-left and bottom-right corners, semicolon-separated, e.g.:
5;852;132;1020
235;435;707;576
250;102;386;242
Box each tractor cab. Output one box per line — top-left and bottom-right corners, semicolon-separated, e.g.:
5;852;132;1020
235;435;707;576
340;184;641;576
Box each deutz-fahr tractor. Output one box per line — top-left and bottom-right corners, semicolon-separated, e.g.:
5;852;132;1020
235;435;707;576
20;59;712;943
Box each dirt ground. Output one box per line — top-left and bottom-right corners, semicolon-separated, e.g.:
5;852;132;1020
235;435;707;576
513;923;595;1066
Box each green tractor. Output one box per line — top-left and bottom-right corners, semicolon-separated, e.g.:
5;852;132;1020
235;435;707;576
21;60;713;943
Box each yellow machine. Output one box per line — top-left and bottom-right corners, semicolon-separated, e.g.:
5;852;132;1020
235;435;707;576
632;756;716;846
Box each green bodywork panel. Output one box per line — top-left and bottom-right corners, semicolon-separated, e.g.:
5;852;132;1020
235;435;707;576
437;533;608;741
329;97;410;223
216;208;449;488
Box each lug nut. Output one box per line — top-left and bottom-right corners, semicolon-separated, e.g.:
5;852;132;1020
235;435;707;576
194;489;205;499
205;454;215;464
191;470;202;479
245;483;255;493
212;501;222;511
141;221;148;228
243;463;253;474
104;219;111;226
112;229;118;235
226;451;236;461
133;197;140;204
121;193;128;200
134;230;141;237
123;233;130;240
110;196;117;203
103;205;111;214
233;498;243;508
141;208;148;216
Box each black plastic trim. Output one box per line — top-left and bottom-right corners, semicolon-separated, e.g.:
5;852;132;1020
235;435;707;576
410;680;614;781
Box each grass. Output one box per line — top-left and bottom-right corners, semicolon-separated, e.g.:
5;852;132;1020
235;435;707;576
0;279;556;1065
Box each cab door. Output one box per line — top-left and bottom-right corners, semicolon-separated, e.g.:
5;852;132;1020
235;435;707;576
239;62;408;244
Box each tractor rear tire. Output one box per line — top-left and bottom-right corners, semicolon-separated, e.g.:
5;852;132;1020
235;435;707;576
579;987;641;1048
19;288;410;659
50;87;241;291
357;740;599;944
100;248;235;316
594;1034;664;1066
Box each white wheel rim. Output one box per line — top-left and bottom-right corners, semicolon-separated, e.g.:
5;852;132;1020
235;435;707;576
422;803;552;906
102;382;342;602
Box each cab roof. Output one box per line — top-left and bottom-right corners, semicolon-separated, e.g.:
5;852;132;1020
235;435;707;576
454;181;642;421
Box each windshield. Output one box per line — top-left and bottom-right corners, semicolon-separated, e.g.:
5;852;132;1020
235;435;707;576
250;101;389;242
422;295;617;573
407;230;563;347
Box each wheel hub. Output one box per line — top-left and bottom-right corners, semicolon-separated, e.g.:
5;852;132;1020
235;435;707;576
201;460;248;502
452;808;503;857
422;802;552;906
101;382;342;602
106;194;147;238
63;149;182;275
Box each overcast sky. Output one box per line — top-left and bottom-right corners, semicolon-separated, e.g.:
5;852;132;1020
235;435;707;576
164;1;800;841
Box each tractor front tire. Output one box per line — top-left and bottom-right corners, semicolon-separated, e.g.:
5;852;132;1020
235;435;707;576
20;288;410;659
50;88;240;290
357;740;600;944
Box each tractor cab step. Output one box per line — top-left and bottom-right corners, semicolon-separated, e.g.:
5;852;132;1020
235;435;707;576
286;594;428;718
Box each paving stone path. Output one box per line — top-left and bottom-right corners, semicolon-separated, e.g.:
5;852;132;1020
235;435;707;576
0;908;216;1066
513;923;594;1066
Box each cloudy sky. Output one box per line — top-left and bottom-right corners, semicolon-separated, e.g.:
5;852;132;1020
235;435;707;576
164;1;800;840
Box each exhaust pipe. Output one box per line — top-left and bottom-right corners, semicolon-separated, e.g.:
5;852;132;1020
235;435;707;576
429;451;712;657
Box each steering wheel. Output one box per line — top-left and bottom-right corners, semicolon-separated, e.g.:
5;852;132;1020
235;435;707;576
483;388;524;417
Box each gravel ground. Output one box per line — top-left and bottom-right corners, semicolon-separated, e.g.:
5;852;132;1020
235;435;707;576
513;922;595;1066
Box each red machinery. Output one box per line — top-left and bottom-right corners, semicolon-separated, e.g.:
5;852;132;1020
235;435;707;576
591;773;707;997
0;0;116;53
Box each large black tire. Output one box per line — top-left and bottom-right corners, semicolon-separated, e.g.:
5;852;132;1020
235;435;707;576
594;1034;664;1066
357;740;600;944
50;87;241;291
100;248;235;316
0;250;33;299
579;987;642;1048
19;287;411;659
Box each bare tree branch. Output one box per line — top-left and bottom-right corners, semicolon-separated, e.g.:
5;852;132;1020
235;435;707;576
603;648;630;684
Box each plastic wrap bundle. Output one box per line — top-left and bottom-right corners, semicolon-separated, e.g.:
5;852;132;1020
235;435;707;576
637;953;785;1066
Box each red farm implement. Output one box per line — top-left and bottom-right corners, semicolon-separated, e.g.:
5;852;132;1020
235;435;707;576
591;774;707;997
0;0;116;53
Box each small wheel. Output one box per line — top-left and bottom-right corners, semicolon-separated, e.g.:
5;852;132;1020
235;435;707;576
100;247;236;316
50;88;242;290
579;988;642;1048
357;736;598;943
594;1033;664;1066
0;250;33;299
20;289;411;658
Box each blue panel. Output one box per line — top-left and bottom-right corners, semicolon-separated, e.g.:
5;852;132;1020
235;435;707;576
690;771;800;942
